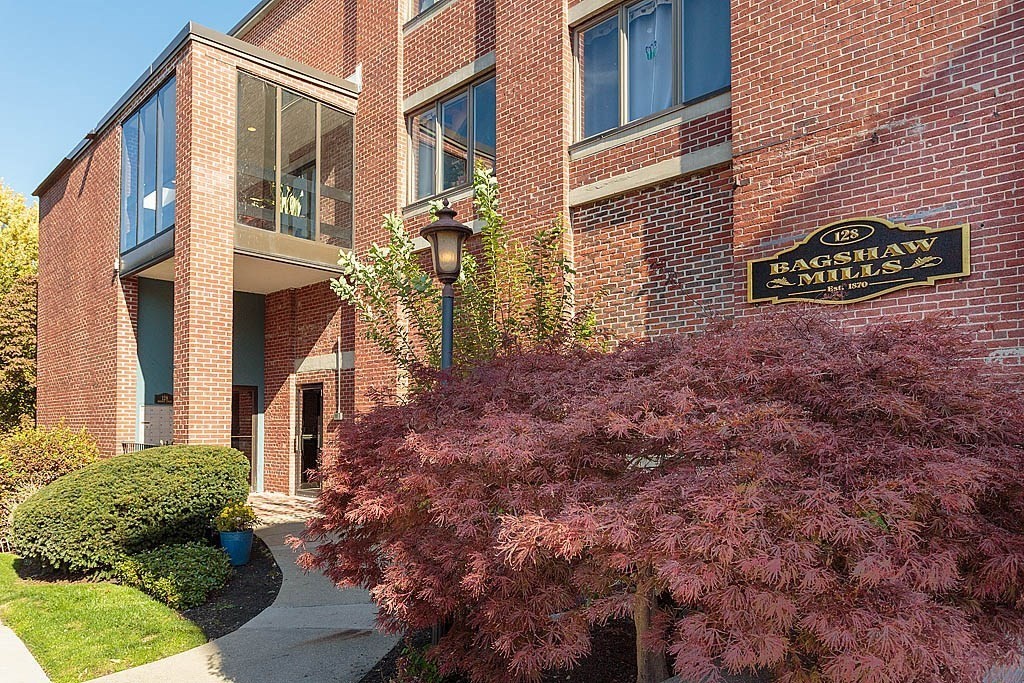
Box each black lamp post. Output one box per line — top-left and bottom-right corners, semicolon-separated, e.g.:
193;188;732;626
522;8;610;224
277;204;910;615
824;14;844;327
420;199;472;371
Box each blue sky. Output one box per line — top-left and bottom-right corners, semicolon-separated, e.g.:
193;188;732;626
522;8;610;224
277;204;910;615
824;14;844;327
0;0;258;202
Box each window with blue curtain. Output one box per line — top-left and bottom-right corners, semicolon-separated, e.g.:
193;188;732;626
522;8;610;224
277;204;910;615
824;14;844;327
120;78;176;253
577;0;730;139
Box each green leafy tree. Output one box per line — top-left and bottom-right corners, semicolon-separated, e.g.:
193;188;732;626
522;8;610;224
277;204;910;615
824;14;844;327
332;168;599;391
0;181;38;429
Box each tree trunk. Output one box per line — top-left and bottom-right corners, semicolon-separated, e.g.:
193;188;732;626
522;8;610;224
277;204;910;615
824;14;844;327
634;585;671;683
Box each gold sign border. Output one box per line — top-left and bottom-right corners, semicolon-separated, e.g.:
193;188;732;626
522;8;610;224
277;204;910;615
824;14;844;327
746;216;971;306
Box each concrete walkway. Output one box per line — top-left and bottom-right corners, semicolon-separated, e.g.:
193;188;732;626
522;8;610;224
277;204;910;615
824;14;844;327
0;621;50;683
89;494;398;683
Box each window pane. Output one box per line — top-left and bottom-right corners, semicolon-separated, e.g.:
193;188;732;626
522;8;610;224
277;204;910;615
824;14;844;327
319;105;354;249
280;90;317;240
139;97;159;242
441;92;468;191
120;114;140;252
684;0;731;101
628;0;674;121
158;79;177;232
236;74;277;231
473;78;496;175
411;109;436;200
581;16;620;137
418;0;439;13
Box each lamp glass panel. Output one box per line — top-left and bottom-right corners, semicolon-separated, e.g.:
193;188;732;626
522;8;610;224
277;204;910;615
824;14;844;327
433;230;462;276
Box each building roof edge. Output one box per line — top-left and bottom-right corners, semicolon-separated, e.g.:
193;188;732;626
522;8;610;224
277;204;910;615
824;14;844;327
228;0;281;38
35;20;359;197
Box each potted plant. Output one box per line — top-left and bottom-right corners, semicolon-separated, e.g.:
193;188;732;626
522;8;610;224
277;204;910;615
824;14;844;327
215;502;260;566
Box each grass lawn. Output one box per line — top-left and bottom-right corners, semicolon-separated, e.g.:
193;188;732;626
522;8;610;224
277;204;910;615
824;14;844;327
0;553;206;683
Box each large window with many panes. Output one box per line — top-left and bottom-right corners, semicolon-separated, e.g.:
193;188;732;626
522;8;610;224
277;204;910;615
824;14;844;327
120;78;176;253
576;0;730;139
408;75;496;203
236;72;354;248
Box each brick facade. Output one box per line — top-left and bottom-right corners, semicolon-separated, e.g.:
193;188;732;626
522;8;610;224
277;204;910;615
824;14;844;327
730;1;1024;362
35;0;1024;492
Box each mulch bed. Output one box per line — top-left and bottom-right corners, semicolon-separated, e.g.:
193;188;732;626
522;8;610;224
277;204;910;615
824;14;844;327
359;620;638;683
180;536;283;640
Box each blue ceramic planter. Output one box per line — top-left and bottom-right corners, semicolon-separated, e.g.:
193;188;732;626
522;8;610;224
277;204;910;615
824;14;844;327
219;530;254;566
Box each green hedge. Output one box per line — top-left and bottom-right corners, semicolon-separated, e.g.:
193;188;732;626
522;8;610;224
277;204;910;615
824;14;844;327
11;446;249;573
1;423;100;546
114;542;233;609
0;422;100;494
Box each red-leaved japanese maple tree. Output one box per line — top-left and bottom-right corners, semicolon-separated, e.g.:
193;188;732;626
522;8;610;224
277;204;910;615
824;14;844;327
300;311;1024;683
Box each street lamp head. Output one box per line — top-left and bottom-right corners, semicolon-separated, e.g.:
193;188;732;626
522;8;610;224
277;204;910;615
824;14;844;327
420;199;473;285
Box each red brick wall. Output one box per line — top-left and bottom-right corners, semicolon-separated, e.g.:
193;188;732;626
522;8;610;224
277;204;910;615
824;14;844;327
569;108;732;189
731;0;1024;360
172;45;235;446
351;0;404;411
263;289;295;492
263;282;356;493
573;168;735;339
494;0;573;240
239;0;359;78
36;0;1024;472
36;59;180;456
403;0;495;97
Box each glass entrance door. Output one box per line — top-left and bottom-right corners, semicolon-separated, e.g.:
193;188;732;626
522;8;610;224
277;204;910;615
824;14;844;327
299;384;323;488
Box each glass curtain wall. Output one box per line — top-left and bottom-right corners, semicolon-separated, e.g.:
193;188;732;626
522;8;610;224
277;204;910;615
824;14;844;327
235;72;354;248
319;106;354;247
279;91;317;240
120;78;176;253
236;75;278;232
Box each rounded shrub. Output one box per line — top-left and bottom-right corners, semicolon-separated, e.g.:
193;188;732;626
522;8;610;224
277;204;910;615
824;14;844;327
0;422;100;547
114;542;233;609
11;445;249;573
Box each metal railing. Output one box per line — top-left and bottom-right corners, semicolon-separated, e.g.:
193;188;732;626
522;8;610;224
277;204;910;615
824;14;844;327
121;442;162;454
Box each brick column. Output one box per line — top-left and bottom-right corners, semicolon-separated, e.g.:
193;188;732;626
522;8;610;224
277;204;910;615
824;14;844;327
263;289;296;493
352;0;404;412
494;0;573;240
172;45;235;445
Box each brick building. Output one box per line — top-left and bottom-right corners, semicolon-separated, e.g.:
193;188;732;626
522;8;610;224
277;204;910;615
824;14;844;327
34;0;1023;494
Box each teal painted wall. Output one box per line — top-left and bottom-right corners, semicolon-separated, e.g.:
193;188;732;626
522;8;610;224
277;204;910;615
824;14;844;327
136;279;265;412
233;291;265;411
137;278;174;405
